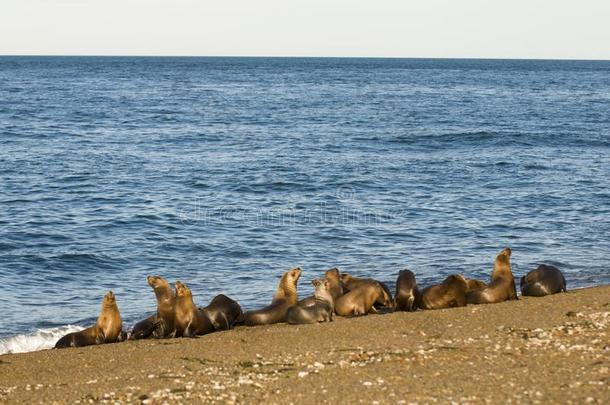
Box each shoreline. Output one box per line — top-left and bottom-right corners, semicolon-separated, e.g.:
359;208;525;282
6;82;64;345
1;285;609;404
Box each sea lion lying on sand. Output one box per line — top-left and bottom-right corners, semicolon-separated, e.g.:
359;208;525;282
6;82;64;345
298;267;343;307
395;269;418;311
418;274;469;310
467;248;518;305
521;264;566;297
55;291;123;348
174;282;215;337
340;273;393;310
243;267;302;326
200;294;244;330
335;281;393;317
287;278;334;324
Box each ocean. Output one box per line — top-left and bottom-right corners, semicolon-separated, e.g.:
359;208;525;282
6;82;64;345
0;57;609;353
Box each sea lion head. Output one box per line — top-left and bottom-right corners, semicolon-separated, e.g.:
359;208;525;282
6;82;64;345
445;274;468;290
312;278;330;291
340;273;353;285
148;275;170;290
325;267;340;280
174;281;191;298
376;282;394;308
103;291;116;306
498;247;512;259
286;267;302;285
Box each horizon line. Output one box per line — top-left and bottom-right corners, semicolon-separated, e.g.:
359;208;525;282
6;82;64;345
1;54;609;62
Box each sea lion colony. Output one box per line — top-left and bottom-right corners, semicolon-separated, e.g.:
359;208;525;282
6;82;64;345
54;248;567;348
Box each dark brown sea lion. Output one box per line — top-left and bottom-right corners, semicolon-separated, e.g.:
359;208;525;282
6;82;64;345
174;282;215;337
243;267;302;326
200;294;244;331
418;274;469;310
334;281;393;317
298;267;343;307
521;264;566;297
466;279;488;292
395;269;418;311
55;291;123;349
147;275;177;338
340;273;393;309
466;248;518;305
287;278;334;324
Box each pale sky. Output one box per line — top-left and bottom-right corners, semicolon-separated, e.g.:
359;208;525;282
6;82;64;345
1;0;609;59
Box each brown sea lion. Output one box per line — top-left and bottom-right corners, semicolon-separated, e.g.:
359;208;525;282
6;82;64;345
174;282;215;337
521;264;566;297
55;291;123;349
466;248;518;305
334;281;393;317
287;278;334;324
243;267;302;326
418;274;469;310
147;275;177;338
395;269;418;311
340;272;393;309
200;294;244;331
298;267;343;307
466;279;488;292
129;315;157;340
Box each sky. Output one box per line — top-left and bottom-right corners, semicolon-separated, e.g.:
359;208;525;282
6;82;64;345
1;0;609;59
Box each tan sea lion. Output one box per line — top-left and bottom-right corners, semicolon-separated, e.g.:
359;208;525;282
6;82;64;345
334;281;393;317
147;275;177;338
174;282;215;337
298;267;343;307
466;248;518;305
200;294;244;331
55;291;123;348
466;279;488;291
395;269;418;311
340;272;393;309
287;278;334;324
243;267;302;326
521;264;566;297
418;274;469;310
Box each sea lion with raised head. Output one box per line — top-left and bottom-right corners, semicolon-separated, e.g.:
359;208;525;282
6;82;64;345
521;264;566;297
174;281;215;337
200;294;244;331
298;267;343;307
243;267;302;326
147;275;177;338
418;274;469;310
287;278;334;324
55;291;123;348
395;269;418;311
334;281;393;317
467;248;518;305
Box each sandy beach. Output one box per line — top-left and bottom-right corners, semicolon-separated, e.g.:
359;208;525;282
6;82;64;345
1;285;608;404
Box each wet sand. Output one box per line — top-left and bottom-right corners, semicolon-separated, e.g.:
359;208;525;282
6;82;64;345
1;285;609;404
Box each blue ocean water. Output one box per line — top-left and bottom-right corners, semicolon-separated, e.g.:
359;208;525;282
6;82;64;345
0;57;609;344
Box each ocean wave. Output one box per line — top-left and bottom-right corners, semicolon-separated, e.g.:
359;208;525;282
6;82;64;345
0;325;83;355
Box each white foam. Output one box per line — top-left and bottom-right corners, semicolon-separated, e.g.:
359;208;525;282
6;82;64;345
0;325;84;355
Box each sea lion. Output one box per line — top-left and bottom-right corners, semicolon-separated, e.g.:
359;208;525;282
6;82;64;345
174;281;215;337
466;248;518;305
243;267;302;326
287;278;334;324
395;269;418;311
340;272;393;309
334;281;393;317
298;267;343;307
521;264;566;297
200;294;244;331
129;315;157;340
147;275;177;338
418;274;469;310
466;279;488;292
55;291;123;348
